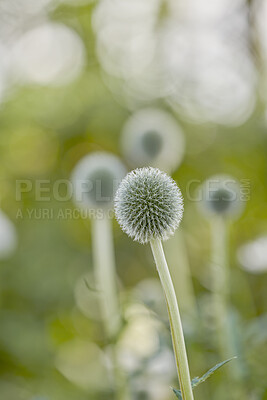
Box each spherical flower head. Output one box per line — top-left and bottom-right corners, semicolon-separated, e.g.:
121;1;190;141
0;210;17;259
121;108;185;173
237;236;267;274
71;152;127;211
198;175;245;218
115;167;184;244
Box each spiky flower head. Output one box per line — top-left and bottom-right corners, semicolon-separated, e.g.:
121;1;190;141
198;175;245;218
114;167;184;244
121;108;185;173
71;152;127;211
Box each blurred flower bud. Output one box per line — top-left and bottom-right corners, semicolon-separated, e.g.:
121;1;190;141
121;108;185;173
198;175;245;218
0;210;17;259
237;236;267;274
71;152;127;211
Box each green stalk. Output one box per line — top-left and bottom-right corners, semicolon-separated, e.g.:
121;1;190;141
91;214;121;337
92;213;129;400
210;217;248;399
150;238;194;400
210;217;230;357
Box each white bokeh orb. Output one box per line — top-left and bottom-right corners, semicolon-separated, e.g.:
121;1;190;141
93;0;256;126
237;236;267;274
121;108;185;173
0;210;17;259
10;22;85;86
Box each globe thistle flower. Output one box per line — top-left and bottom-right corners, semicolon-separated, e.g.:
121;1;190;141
115;167;184;244
71;153;130;398
115;167;194;400
121;111;197;323
121;108;185;173
198;175;244;219
71;152;127;344
198;175;246;383
237;236;267;274
71;152;127;211
0;210;17;259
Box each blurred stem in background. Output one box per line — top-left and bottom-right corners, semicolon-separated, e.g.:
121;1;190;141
165;229;198;321
151;238;194;400
91;214;129;400
71;152;129;399
210;217;248;399
92;215;121;337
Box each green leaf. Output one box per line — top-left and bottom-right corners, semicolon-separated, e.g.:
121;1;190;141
172;357;236;398
191;357;237;389
172;387;182;399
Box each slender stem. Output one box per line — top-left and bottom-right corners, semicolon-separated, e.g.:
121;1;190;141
150;238;194;400
92;214;130;400
91;214;121;338
210;217;248;399
210;217;230;357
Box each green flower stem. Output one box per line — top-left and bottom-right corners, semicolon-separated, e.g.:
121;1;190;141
108;346;130;400
211;217;248;399
210;217;230;357
150;238;194;400
91;214;121;338
92;214;130;400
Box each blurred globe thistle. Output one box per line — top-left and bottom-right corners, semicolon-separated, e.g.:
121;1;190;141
117;304;161;374
114;167;183;244
0;210;17;259
121;108;185;173
71;152;127;211
198;175;245;218
55;339;110;392
237;236;267;274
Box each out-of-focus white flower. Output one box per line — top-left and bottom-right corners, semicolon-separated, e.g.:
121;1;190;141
198;175;245;219
117;304;161;373
255;0;267;60
121;108;185;173
93;0;256;125
0;43;10;105
10;22;85;86
0;0;52;18
0;0;53;43
0;1;57;100
132;374;173;400
57;0;95;5
130;346;176;400
254;0;267;109
55;339;110;391
146;347;176;378
165;28;255;125
0;210;17;259
177;0;246;21
71;152;127;211
237;236;267;274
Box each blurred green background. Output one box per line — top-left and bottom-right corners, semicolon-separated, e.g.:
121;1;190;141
0;0;267;399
